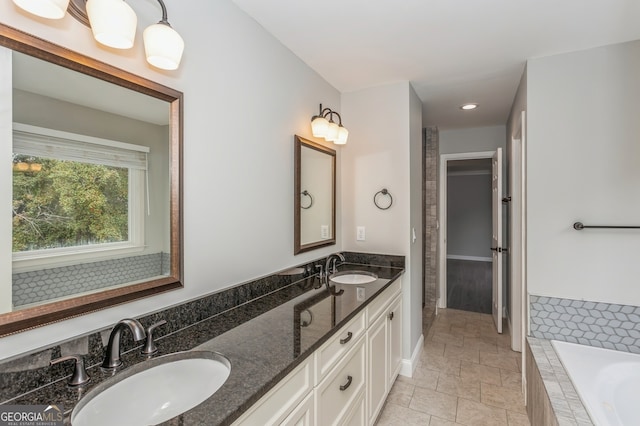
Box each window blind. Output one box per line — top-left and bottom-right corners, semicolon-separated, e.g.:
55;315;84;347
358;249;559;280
13;125;149;171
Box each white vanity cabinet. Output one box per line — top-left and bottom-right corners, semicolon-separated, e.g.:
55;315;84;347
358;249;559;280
387;295;403;385
232;276;403;426
281;392;314;426
366;279;403;425
232;356;313;426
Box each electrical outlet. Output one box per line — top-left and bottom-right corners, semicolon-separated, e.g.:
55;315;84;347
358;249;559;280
357;226;366;241
356;287;365;301
320;225;329;239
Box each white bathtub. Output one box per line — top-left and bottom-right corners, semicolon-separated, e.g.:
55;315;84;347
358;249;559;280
552;340;640;426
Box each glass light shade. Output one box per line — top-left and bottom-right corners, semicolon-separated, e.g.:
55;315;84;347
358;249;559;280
15;162;29;172
326;121;340;142
143;23;185;70
13;0;69;19
86;0;137;49
335;126;349;145
311;116;329;138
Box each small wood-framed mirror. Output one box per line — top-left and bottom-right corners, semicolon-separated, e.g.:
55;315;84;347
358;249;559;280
294;135;336;254
0;23;183;336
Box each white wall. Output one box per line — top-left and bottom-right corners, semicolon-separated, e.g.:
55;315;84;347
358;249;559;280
341;82;423;365
0;0;342;360
527;40;640;305
440;125;506;155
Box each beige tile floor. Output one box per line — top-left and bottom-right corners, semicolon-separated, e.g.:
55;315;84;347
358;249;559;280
376;308;530;426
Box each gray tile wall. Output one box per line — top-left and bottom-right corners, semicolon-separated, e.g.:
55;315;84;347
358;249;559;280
530;294;640;353
423;127;438;328
13;252;167;306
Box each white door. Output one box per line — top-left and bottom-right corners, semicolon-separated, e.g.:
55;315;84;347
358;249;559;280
492;148;503;333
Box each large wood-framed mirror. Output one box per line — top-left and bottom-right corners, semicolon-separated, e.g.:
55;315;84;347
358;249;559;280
0;23;183;336
294;135;336;254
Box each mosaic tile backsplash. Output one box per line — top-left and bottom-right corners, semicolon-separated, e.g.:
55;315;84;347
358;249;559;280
530;294;640;353
13;252;167;307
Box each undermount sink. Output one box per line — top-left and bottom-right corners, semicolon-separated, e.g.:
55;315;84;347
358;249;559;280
329;270;378;285
71;351;230;426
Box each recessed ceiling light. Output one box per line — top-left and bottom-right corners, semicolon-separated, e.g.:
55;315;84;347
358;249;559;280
460;103;478;110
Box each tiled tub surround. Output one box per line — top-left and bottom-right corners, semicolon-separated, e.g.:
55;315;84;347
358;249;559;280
12;252;170;307
526;337;593;425
0;252;404;425
529;295;640;353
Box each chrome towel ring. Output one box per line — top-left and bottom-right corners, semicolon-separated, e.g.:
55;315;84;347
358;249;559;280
374;188;393;210
301;190;313;209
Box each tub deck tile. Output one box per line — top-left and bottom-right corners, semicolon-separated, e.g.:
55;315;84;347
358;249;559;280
526;337;594;426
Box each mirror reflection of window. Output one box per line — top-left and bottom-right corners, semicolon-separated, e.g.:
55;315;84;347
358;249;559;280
12;124;146;255
4;50;172;312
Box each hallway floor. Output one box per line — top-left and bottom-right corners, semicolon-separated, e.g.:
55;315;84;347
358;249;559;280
376;309;529;426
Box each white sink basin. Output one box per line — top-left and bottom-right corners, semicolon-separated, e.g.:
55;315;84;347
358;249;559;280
330;271;378;285
71;351;230;426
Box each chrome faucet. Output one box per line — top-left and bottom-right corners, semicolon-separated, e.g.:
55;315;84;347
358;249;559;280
322;253;345;296
102;318;146;369
325;252;345;275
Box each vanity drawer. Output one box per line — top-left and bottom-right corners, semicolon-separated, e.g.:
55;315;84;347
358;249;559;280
232;356;312;426
315;335;366;426
314;310;366;382
367;277;402;326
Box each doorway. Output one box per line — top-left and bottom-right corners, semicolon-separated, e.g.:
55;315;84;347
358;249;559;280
444;157;492;313
438;151;505;332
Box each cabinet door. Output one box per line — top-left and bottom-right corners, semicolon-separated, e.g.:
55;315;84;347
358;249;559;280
388;295;403;385
281;391;314;426
367;312;388;424
342;391;366;426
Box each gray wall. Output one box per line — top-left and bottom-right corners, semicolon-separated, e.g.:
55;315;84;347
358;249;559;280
446;173;492;259
440;125;506;155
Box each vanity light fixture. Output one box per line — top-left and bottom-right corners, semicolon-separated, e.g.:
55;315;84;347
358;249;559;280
311;104;349;145
13;161;42;172
12;0;70;19
460;103;478;110
12;0;185;71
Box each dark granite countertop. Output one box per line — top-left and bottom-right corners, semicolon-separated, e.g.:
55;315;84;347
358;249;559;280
10;263;403;425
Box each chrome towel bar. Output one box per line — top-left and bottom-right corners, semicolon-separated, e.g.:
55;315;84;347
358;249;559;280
573;222;640;230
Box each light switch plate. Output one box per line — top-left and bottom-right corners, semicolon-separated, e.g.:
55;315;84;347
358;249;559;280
356;226;365;241
320;225;329;239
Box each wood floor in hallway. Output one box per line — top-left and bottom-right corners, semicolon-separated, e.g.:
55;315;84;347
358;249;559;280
376;309;530;426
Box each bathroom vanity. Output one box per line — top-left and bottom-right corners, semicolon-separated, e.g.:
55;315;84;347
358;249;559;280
231;272;402;425
1;255;404;426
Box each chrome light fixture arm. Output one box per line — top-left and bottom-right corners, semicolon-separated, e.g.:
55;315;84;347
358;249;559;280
313;104;344;126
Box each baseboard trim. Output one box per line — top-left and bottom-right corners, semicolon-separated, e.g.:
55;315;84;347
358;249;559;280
399;334;424;378
447;255;492;262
